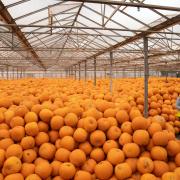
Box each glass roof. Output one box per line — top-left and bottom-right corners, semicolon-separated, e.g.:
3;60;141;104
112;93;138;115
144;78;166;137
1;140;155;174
0;0;180;71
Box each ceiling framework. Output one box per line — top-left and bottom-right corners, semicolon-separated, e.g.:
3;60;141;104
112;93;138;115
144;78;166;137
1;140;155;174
0;0;179;72
0;1;45;69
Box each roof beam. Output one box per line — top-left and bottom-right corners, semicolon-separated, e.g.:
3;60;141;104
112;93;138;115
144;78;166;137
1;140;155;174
1;23;180;35
0;1;45;69
6;0;30;9
81;14;180;63
56;2;84;62
64;0;180;11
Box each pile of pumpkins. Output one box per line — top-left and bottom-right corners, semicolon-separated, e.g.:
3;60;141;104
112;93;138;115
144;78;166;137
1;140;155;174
0;78;179;180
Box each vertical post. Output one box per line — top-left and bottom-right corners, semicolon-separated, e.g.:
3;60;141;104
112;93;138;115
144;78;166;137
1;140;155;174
69;68;71;78
115;68;117;79
19;67;21;79
104;68;106;79
166;71;168;82
143;37;149;118
156;71;158;77
12;67;14;79
17;67;18;79
110;51;113;93
65;69;68;78
85;60;87;81
94;58;96;86
6;65;9;80
165;62;168;82
20;68;23;78
134;65;136;78
123;68;125;78
67;69;69;78
1;68;3;79
68;68;70;78
74;65;76;80
78;63;81;81
70;68;72;78
71;67;73;79
12;31;14;50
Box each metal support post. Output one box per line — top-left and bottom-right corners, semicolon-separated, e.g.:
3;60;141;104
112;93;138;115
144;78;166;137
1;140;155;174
44;69;47;78
67;69;69;78
65;69;68;78
85;60;87;81
134;65;137;78
17;67;18;79
143;37;149;118
104;68;106;79
94;58;96;86
6;65;9;80
78;63;81;81
68;68;70;78
1;68;3;79
71;67;73;78
156;71;158;77
123;68;125;78
12;67;14;79
115;68;117;79
166;71;168;82
20;68;23;78
70;68;72;78
74;65;76;80
110;51;113;93
11;31;14;50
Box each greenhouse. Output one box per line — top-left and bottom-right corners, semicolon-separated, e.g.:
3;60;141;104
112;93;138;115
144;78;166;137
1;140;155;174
0;0;180;179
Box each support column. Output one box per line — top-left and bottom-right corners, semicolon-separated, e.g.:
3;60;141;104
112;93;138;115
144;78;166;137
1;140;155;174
23;68;24;78
115;68;117;79
104;68;106;79
17;67;19;79
6;65;9;80
70;68;72;78
65;69;68;78
78;63;81;81
20;68;23;78
94;58;96;86
165;62;168;82
85;60;87;81
74;65;76;80
143;37;149;118
140;67;142;77
123;68;125;78
1;68;4;79
68;68;70;78
71;67;73;79
12;67;15;79
156;71;158;77
134;64;137;78
68;68;71;78
110;51;113;93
